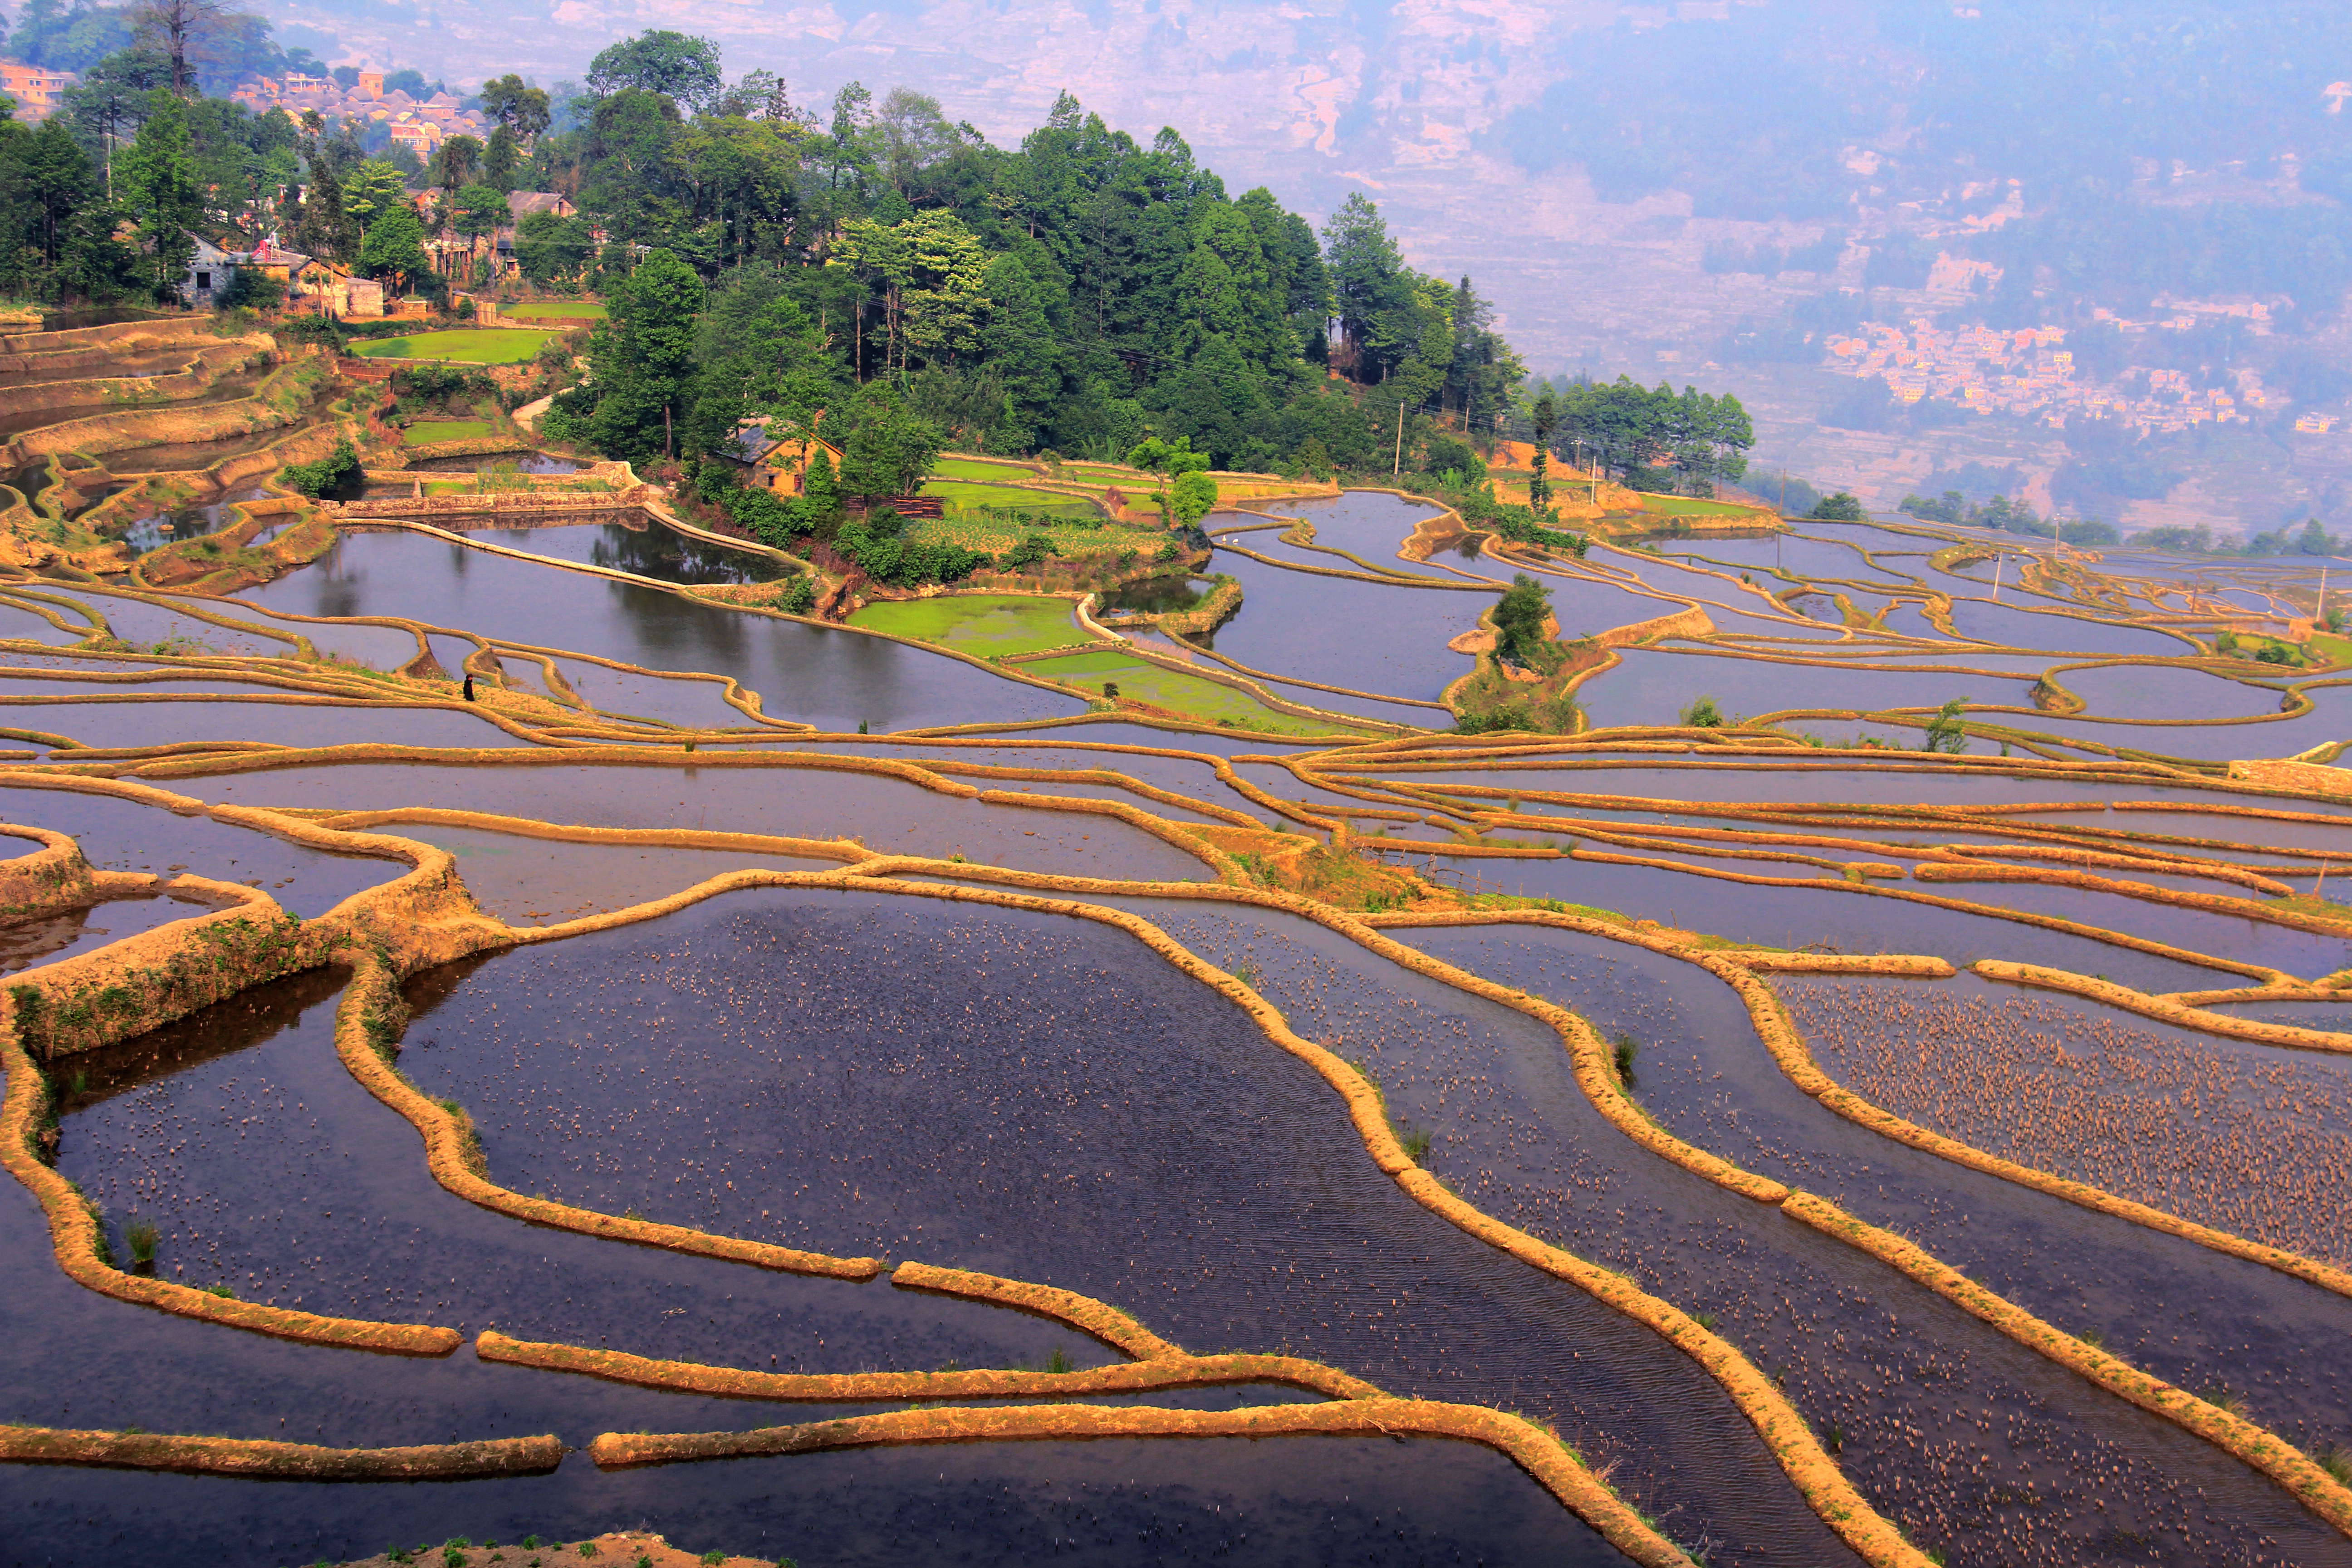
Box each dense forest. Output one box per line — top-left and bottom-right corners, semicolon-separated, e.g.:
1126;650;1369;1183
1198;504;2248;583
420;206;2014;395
0;18;1759;500
0;9;1776;583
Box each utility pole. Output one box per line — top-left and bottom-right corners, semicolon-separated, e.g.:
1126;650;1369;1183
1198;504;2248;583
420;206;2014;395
1392;401;1405;477
1991;551;2003;601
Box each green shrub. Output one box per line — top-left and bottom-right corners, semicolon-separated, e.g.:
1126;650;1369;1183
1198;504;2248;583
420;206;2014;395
1455;708;1533;734
279;440;363;500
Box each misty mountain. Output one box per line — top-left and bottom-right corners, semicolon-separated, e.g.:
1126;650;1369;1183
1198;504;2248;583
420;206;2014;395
41;0;2352;531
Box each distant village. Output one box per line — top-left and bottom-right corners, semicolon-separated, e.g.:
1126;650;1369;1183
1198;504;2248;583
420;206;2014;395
1819;298;2324;437
3;58;497;155
229;69;497;162
1;51;588;317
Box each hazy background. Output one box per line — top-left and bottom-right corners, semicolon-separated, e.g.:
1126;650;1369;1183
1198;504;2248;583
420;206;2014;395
118;0;2352;532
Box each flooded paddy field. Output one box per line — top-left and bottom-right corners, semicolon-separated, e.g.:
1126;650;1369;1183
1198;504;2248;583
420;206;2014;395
167;760;1217;882
1100;897;2352;1568
390;887;1860;1566
8;420;2352;1568
475;518;792;587
1576;649;2037;729
235;530;1085;733
0;892;201;971
4;698;531;752
1200;550;1487;701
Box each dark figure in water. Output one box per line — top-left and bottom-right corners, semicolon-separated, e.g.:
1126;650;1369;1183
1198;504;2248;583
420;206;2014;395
462;674;475;701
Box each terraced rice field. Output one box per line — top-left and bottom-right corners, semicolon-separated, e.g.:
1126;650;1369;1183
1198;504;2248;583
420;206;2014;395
7;332;2352;1568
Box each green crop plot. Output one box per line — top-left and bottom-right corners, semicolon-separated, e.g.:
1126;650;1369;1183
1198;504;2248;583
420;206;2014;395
902;512;1159;558
1637;493;1755;516
918;477;1083;509
401;419;496;445
848;594;1083;657
1024;649;1369;737
501;302;608;320
931;457;1040;481
352;329;559;364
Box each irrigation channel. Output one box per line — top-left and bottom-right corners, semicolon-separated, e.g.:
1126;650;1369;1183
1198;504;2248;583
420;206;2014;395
6;354;2352;1568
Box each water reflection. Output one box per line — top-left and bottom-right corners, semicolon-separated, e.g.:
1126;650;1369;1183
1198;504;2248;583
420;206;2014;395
1101;575;1210;614
239;531;1082;731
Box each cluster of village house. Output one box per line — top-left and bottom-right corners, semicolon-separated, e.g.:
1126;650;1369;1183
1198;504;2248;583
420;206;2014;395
4;56;590;313
0;57;75;120
5;58;496;155
226;68;494;162
1820;302;2328;436
176;182;579;316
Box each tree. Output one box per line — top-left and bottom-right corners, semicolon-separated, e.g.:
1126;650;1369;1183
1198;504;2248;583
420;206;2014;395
1492;572;1552;662
1170;469;1220;529
451;183;507;240
116;87;199;297
979;248;1063;449
339;157;409;232
446;181;507;281
1421;432;1482;483
480;74;552;142
1921;697;1970;754
1808;491;1867;521
1679;695;1725;728
428;134;482;198
358;205;429;291
292;132;355;260
3;116;96;270
481;125;521;192
279;438;361;499
834;381;943;504
898;210;990;366
830;208;991;376
62;46;171;188
1530;390;1557;507
790;448;843;534
587;29;724;111
132;0;222;95
708;69;799;123
1323;191;1406;379
1125;434;1213;517
587;245;705;462
580;88;685;244
515;210;592;285
0;115;136;301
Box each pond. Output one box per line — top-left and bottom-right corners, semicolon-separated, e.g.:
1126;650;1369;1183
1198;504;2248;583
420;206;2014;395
231;531;1085;733
1098;574;1213;614
479;518;791;587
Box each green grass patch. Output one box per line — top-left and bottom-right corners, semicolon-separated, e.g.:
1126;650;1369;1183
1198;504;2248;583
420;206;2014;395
848;594;1085;657
918;477;1096;509
905;511;1149;556
352;329;559;364
1023;650;1369;737
2305;632;2352;667
931;457;1040;481
1637;494;1754;516
502;301;607;320
402;418;496;446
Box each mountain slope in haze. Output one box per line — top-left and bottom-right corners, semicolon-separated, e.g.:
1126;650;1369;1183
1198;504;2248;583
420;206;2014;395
248;0;2352;534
